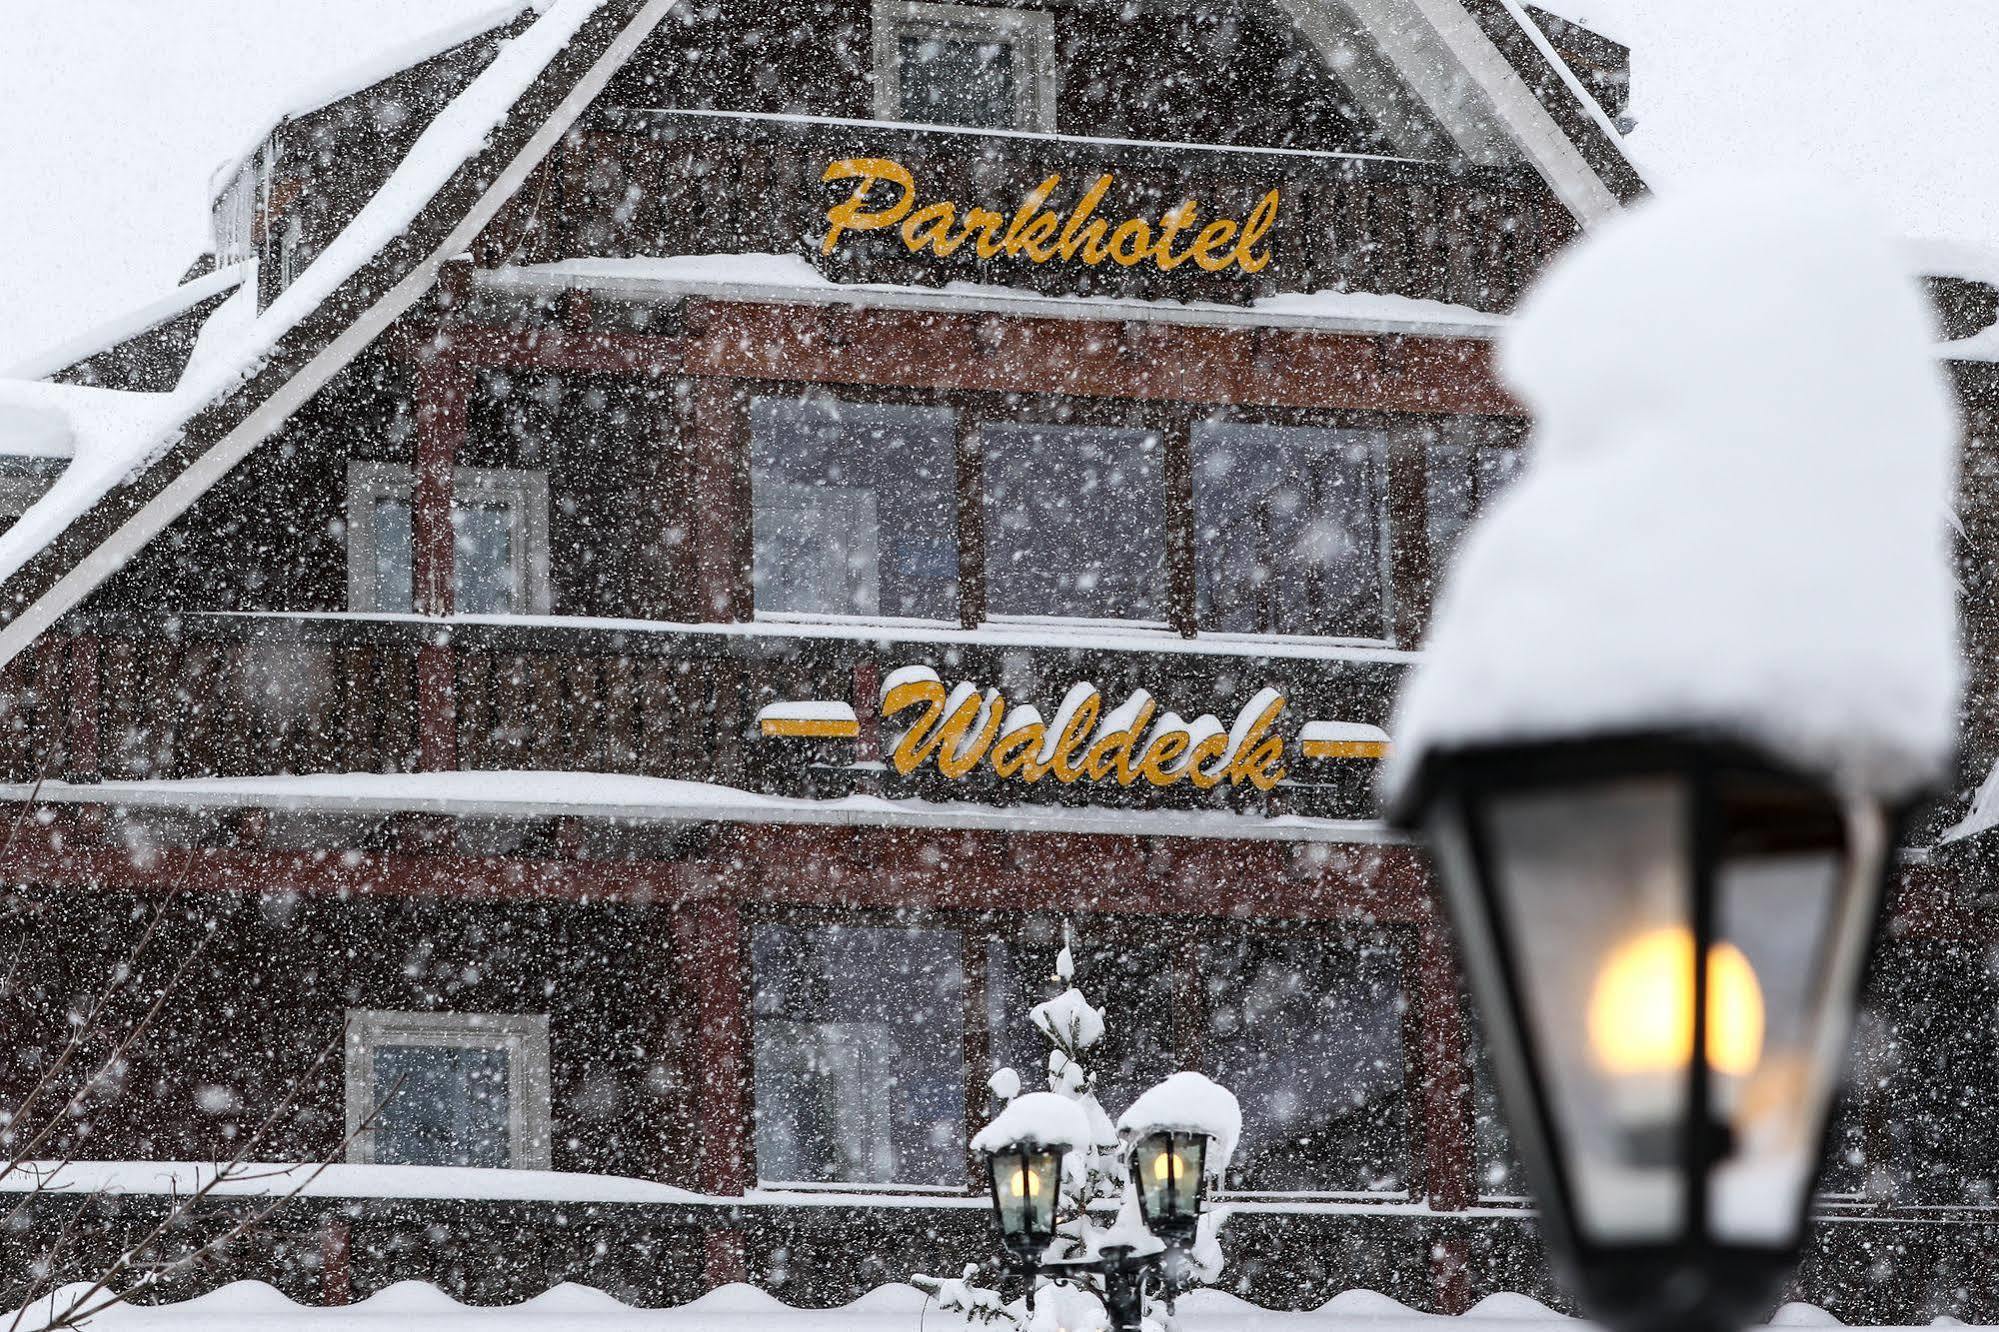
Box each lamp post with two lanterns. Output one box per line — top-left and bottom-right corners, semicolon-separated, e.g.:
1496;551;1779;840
979;1087;1225;1332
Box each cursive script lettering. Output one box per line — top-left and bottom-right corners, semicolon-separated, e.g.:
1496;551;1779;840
821;157;1280;278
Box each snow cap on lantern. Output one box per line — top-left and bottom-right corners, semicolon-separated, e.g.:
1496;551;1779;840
1116;1071;1242;1177
973;1091;1094;1157
1384;175;1961;803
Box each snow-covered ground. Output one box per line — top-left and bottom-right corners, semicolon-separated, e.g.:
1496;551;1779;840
13;1279;1939;1332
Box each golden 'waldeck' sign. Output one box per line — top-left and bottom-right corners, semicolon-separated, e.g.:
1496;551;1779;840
821;157;1281;278
882;669;1288;792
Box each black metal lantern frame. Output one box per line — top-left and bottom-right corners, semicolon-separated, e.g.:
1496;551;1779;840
1131;1130;1208;1250
985;1139;1067;1270
1395;732;1907;1332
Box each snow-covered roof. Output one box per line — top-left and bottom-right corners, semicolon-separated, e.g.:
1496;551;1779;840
1;262;250;385
484;253;1509;340
1387;178;1962;803
206;4;536;202
0;0;679;669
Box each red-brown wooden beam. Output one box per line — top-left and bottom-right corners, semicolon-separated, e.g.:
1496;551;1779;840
407;300;1521;418
685;378;748;621
683;303;1523;417
413;356;473;617
675;901;754;1197
1414;920;1478;1214
63;637;100;785
417;644;457;773
0;811;1432;924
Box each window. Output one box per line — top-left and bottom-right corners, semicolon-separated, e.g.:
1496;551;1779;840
346;461;551;615
751;923;967;1187
345;1009;551;1169
873;1;1056;132
1193;422;1392;639
1425;425;1524;562
983;423;1166;622
1470;1028;1527;1199
749;397;959;622
1201;933;1409;1194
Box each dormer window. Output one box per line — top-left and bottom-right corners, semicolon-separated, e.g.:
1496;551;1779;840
873;1;1056;133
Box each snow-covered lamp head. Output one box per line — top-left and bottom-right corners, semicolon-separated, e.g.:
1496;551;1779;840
1386;179;1959;1332
973;1092;1090;1267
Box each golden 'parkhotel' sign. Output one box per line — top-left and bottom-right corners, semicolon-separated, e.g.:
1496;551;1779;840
820;157;1282;277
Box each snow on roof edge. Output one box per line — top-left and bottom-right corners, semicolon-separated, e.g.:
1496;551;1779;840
0;0;626;598
0;263;250;385
206;2;533;202
0;772;1404;847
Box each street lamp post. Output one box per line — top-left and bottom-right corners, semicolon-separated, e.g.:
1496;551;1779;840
975;1086;1231;1332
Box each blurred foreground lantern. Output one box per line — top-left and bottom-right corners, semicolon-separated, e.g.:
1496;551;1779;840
1395;736;1896;1332
986;1139;1065;1267
1381;179;1961;1332
1131;1130;1207;1248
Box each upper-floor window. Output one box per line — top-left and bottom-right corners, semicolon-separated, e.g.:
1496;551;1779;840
1193;422;1392;640
346;461;552;615
873;0;1057;132
345;1009;552;1169
749;397;960;622
983;422;1166;623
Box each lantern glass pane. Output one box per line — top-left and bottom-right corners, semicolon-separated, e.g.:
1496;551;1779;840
994;1147;1062;1241
1708;790;1884;1243
1486;778;1691;1242
1134;1132;1205;1227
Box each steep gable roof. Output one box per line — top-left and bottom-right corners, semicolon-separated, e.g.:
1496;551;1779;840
0;0;1637;673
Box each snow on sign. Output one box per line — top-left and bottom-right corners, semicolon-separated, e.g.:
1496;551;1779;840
820;159;1281;277
880;667;1294;791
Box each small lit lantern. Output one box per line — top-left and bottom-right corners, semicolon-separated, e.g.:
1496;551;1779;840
1131;1130;1207;1248
974;1091;1090;1272
1397;736;1897;1332
986;1140;1066;1267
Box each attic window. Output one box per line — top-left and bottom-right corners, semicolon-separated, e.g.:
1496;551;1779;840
873;1;1056;133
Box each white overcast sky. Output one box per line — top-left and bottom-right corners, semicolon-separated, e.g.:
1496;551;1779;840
1;1;1995;372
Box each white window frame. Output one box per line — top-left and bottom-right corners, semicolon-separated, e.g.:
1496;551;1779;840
872;0;1057;133
344;1008;552;1169
345;460;552;615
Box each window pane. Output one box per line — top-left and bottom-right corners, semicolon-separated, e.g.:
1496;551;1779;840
453;502;517;615
983;424;1164;621
750;398;958;621
1202;933;1409;1192
1426;438;1524;563
1193;422;1387;637
373;1044;512;1168
371;496;415;613
898;35;1017;129
1471;1028;1526;1198
752;923;966;1186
